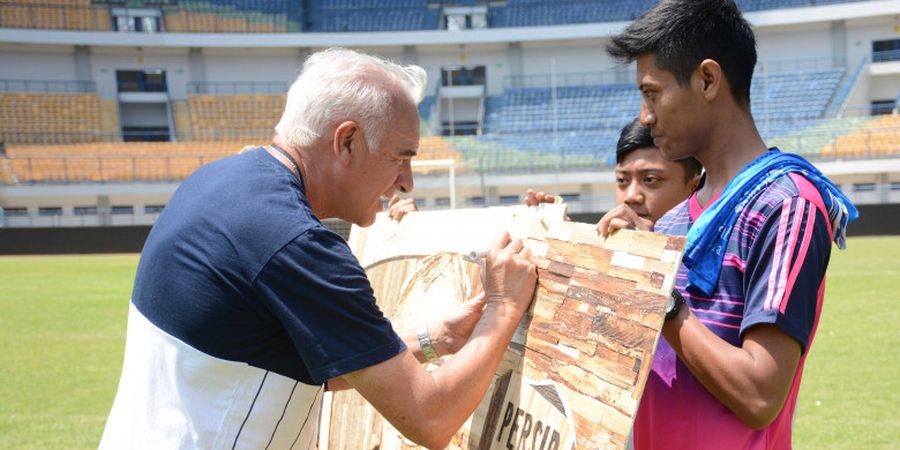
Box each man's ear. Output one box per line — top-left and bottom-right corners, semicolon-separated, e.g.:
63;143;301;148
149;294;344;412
333;121;359;165
696;59;722;101
687;173;701;192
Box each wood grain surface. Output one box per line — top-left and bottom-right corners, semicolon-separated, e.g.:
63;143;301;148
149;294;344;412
320;206;685;449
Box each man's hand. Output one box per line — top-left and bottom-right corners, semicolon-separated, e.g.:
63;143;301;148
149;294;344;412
596;204;654;238
387;195;417;221
430;292;487;356
483;231;537;316
343;231;538;450
524;189;557;207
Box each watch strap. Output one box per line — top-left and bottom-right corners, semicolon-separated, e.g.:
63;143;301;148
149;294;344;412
666;289;685;321
417;324;440;363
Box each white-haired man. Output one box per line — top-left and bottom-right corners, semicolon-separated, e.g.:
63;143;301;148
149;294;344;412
99;48;537;449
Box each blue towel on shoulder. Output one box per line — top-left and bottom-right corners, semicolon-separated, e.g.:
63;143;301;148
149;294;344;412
684;148;858;296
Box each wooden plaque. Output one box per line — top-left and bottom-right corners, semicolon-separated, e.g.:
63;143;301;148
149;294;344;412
320;206;685;449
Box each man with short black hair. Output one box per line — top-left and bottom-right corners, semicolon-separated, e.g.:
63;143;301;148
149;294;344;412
599;1;857;448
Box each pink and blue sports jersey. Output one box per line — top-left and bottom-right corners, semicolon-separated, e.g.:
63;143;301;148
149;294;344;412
633;172;833;450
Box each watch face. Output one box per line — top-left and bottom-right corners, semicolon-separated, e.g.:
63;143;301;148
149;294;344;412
665;290;683;320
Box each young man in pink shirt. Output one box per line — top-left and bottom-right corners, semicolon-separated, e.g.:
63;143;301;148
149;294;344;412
599;0;857;448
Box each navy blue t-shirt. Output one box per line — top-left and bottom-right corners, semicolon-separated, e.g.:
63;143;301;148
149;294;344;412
131;147;405;385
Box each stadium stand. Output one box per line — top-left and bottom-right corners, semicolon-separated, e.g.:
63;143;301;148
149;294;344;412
5;136;465;183
0;0;896;236
825;114;900;158
160;0;292;33
307;0;429;32
0;155;16;185
483;85;640;134
187;94;285;140
0;61;862;181
0;92;103;144
475;84;641;171
489;0;654;28
0;0;872;32
767;116;875;157
413;136;464;174
468;64;849;172
5;141;243;183
0;0;111;31
753;68;844;118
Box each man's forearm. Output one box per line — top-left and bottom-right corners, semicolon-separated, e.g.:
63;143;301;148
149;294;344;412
663;307;801;428
414;301;526;445
399;326;432;365
344;301;527;449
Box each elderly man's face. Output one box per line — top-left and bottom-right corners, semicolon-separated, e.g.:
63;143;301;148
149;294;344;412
348;98;420;227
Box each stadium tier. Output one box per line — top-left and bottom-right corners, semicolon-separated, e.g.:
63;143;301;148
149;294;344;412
187;94;285;140
160;0;293;33
307;0;430;32
2;136;464;184
468;66;849;172
0;157;15;185
0;0;111;31
490;0;656;27
0;0;897;228
825;114;900;158
0;92;103;144
6;141;241;183
415;136;464;174
0;0;871;32
0;62;882;182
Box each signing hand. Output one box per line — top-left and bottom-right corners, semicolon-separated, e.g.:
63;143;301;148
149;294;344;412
430;292;488;356
483;231;537;316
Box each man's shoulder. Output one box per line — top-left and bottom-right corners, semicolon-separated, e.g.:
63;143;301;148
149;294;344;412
743;171;826;219
654;199;691;234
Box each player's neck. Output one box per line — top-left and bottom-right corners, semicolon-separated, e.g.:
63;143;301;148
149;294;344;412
695;116;768;206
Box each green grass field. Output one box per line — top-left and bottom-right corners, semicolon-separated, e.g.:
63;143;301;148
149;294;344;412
1;237;898;449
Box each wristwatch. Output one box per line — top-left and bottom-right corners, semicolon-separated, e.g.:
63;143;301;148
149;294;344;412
665;289;685;321
417;324;440;363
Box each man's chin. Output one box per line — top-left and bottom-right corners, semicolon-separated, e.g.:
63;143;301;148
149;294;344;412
357;214;377;228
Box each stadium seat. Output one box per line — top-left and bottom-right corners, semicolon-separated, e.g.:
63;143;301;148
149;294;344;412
825;114;900;158
187;94;285;140
5;141;246;183
0;92;103;144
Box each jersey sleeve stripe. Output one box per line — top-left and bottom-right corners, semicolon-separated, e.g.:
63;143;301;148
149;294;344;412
698;318;741;330
779;203;818;314
772;198;808;310
766;197;794;310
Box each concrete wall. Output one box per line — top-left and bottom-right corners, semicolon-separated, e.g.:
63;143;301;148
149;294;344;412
2;203;897;255
201;48;304;85
90;48;190;99
0;225;151;254
0;45;77;81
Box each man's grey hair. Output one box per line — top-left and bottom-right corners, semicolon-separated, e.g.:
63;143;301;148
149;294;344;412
274;47;427;152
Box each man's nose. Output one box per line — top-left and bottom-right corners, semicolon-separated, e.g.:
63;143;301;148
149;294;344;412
623;181;644;204
640;101;655;127
396;159;414;193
